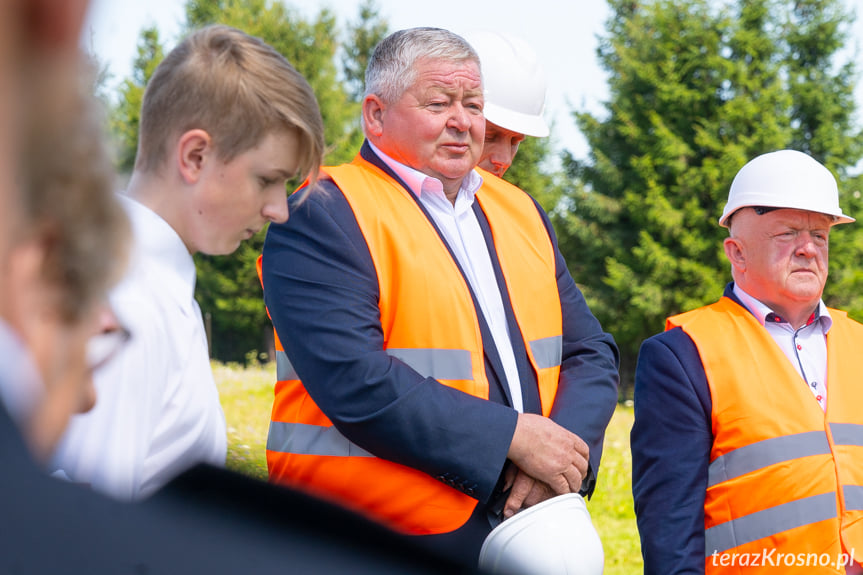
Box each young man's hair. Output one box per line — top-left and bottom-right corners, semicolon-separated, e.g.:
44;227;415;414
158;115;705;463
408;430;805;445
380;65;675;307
136;24;325;187
363;27;479;106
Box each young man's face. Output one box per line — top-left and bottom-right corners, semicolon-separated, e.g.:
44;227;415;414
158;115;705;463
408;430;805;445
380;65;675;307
478;121;525;178
186;128;302;255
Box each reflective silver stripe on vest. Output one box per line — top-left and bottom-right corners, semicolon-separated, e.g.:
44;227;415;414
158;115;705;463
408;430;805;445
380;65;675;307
831;423;863;446
276;350;297;381
708;431;831;488
276;348;472;381
529;336;563;369
705;492;837;556
385;348;473;380
845;485;863;511
267;421;374;457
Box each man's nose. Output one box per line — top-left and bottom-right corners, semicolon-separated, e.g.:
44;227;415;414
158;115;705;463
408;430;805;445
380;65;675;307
263;195;289;224
447;104;471;131
795;233;819;257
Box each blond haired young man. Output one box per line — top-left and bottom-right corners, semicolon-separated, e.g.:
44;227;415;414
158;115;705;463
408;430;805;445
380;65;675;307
54;24;325;500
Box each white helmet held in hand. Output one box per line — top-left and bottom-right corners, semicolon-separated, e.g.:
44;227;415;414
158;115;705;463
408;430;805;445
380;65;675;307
718;149;855;228
463;29;549;138
478;493;604;575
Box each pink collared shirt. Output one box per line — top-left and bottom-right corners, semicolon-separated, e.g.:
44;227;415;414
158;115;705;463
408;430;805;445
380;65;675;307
732;284;830;411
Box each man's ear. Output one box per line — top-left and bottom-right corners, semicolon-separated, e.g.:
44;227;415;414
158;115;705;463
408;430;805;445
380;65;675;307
176;129;212;185
1;236;50;337
362;95;385;138
723;236;746;273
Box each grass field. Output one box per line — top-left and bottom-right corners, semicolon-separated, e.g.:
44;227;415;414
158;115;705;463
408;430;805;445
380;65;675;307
215;361;643;574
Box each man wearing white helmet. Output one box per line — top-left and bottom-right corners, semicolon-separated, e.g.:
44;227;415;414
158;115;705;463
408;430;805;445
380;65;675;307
631;149;863;574
463;30;549;178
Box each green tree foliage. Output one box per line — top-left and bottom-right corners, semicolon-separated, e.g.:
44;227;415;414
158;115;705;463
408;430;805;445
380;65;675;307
341;0;389;102
339;0;390;155
505;135;562;214
560;0;863;392
109;27;165;173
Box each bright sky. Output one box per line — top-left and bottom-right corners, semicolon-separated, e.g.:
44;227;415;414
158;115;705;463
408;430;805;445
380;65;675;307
82;0;863;159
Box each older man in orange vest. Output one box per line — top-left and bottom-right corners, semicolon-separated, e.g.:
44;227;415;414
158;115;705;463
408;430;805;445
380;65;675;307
632;149;863;574
260;27;620;566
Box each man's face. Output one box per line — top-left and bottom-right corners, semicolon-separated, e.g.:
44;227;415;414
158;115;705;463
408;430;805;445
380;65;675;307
26;301;118;459
479;121;525;177
373;57;484;195
185;128;301;255
725;208;833;319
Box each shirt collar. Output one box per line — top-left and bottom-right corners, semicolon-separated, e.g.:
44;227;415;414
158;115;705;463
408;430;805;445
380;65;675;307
366;141;484;205
120;195;198;306
732;282;832;333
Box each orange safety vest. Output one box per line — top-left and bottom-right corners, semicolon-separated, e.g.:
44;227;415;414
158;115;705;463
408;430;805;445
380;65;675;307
260;156;563;535
667;297;863;573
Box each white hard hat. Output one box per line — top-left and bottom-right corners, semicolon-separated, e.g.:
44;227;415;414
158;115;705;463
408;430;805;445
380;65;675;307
463;30;549;138
478;494;604;575
718;149;855;227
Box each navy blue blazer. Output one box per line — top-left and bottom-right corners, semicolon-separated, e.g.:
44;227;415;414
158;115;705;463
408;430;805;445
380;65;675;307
261;142;620;559
631;283;745;574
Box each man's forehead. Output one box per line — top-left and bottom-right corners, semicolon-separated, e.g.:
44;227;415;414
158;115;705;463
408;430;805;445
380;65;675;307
768;208;834;223
753;207;836;230
417;57;481;81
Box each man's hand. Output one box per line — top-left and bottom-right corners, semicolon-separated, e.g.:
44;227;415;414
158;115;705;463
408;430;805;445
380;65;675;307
502;466;559;518
504;413;588;516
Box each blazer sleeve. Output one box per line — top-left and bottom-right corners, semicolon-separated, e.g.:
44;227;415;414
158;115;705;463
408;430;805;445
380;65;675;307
631;327;713;574
261;182;518;505
533;199;621;497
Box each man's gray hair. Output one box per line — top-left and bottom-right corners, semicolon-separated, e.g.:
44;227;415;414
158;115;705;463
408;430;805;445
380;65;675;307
364;27;480;104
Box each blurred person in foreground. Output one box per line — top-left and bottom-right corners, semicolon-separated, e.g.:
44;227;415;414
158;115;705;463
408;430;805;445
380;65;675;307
0;55;130;463
632;149;863;574
0;0;127;463
260;26;619;566
53;24;326;501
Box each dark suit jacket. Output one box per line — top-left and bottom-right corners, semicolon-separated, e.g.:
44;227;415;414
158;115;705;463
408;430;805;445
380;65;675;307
0;399;479;574
261;142;620;563
631;283;743;574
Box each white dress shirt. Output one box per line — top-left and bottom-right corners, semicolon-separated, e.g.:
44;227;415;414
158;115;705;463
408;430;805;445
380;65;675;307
369;143;524;412
733;284;830;411
52;196;227;500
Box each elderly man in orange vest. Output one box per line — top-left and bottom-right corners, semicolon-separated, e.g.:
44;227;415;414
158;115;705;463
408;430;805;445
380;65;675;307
260;27;620;566
632;149;863;574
